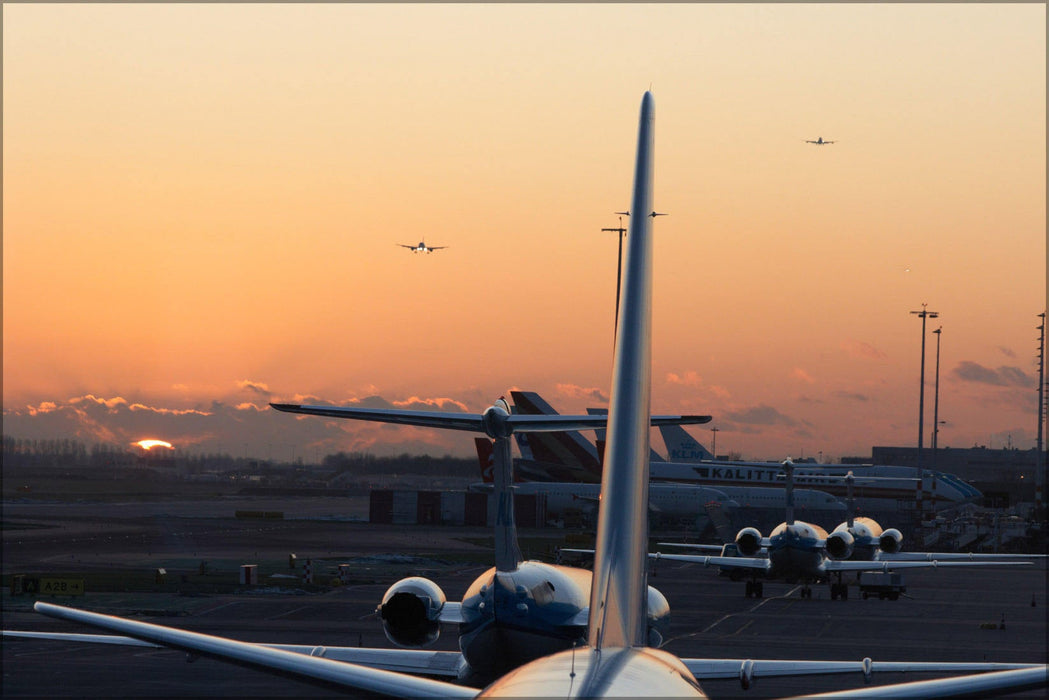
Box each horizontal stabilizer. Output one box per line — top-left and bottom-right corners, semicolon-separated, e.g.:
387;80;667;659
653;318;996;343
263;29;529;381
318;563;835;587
271;403;709;436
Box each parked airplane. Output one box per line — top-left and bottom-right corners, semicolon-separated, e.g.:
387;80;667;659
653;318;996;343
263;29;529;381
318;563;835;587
510;397;846;517
656;423;980;508
654;461;1033;601
6;93;1045;698
805;136;835;145
472;437;739;529
399;240;448;253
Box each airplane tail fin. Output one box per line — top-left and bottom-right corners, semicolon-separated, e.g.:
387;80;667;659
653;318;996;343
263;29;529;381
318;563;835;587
474;438;495;484
659;424;715;461
589;407;665;462
588;91;656;650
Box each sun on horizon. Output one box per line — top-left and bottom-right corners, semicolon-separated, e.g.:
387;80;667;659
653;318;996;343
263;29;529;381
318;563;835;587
134;439;174;451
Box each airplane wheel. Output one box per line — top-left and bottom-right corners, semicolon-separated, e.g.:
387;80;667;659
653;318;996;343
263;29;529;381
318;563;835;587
889;592;899;601
841;585;848;601
830;586;838;601
755;582;763;598
863;592;869;600
745;581;753;598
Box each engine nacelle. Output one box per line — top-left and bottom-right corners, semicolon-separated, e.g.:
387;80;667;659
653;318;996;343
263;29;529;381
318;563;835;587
646;585;671;648
879;528;903;554
735;527;763;557
825;530;855;560
378;576;447;648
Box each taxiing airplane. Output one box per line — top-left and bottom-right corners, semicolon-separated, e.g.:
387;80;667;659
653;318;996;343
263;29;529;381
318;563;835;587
805;136;835;145
655;461;1033;601
399;240;448;253
5;93;1045;698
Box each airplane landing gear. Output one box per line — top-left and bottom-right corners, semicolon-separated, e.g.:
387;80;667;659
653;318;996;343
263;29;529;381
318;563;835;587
744;581;764;598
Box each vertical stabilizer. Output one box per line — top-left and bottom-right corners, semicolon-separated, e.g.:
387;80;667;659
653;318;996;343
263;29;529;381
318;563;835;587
588;92;656;650
659;424;716;461
493;434;523;572
784;460;796;526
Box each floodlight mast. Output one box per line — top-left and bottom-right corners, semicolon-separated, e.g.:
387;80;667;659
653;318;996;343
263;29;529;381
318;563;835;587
911;304;940;469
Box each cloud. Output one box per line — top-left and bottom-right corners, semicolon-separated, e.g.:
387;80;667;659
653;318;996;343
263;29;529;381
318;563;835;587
665;371;703;388
839;340;887;361
791;368;815;384
952;361;1033;388
998;346;1016;359
555;383;609;403
723;404;797;427
237;380;271;396
833;390;869;402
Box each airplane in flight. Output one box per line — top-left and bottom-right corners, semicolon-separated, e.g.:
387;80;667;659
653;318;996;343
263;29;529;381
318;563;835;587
805;136;836;145
6;93;1046;698
399;240;448;253
652;461;1034;600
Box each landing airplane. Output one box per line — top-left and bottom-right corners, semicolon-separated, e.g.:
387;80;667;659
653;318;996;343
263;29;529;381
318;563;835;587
399;240;448;253
6;93;1045;698
805;136;835;145
655;461;1033;601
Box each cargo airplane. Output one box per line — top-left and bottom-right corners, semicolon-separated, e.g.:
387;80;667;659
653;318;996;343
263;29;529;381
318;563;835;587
5;93;1046;697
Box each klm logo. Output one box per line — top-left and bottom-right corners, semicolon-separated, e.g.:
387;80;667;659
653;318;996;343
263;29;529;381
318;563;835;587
670;449;707;460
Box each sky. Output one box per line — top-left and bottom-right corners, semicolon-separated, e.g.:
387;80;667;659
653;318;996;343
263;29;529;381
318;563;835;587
3;4;1046;464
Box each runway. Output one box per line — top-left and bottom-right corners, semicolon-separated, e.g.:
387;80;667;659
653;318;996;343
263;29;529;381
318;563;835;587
3;498;1046;697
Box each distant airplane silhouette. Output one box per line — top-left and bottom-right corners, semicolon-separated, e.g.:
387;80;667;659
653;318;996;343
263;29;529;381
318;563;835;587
398;241;447;253
805;137;836;145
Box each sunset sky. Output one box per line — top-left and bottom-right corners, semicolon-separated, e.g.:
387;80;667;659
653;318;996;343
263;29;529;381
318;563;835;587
4;4;1045;463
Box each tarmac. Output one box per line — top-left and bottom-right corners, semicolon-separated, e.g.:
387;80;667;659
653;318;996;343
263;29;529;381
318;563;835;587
2;496;1046;698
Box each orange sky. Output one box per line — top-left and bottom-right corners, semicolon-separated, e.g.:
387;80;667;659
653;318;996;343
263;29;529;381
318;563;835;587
3;4;1046;462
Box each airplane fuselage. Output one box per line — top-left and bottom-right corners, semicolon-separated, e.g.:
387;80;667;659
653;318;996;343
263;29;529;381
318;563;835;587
766;522;830;582
457;562;590;681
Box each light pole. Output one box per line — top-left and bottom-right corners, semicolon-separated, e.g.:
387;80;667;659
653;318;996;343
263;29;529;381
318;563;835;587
711;427;719;460
910;305;939;469
932;326;942;469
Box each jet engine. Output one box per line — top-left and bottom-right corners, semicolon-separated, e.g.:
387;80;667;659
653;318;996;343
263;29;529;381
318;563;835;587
646;585;672;647
825;530;855;560
879;528;903;554
735;527;763;557
378;576;447;648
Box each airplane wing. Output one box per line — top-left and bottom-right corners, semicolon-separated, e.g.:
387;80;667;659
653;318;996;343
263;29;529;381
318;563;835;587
651;552;773;571
30;602;477;698
429;246;448;250
656;543;726;554
397;244;417;249
2;629;466;677
684;657;1042;684
820;559;1032;573
270;403;710;434
788;666;1047;699
876;552;1048;562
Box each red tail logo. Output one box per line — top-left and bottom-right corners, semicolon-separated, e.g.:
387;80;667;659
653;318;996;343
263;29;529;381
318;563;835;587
474;437;495;483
